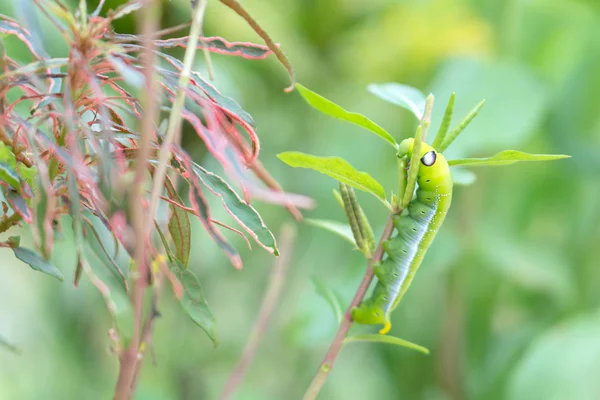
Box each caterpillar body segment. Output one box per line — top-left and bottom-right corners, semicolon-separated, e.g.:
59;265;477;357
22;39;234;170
351;139;453;334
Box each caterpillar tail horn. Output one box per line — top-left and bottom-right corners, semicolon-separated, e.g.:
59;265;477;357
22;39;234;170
379;321;392;335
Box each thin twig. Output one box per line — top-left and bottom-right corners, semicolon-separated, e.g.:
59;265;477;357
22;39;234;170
302;213;398;400
145;0;209;238
0;212;22;233
113;0;160;398
219;223;297;400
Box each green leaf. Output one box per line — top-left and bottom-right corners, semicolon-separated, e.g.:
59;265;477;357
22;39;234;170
343;334;430;354
17;164;37;188
192;164;278;256
368;83;427;120
305;218;355;246
0;162;19;189
295;83;397;148
173;262;219;347
311;277;343;323
156;226;218;347
438;99;486;153
401;126;423;208
448;151;571;167
13;247;63;281
277;152;387;202
164;176;192;267
431;92;455;149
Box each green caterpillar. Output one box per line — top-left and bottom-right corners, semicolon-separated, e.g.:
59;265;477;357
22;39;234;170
351;138;453;334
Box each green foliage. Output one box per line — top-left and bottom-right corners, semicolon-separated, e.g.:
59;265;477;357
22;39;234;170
277;152;387;203
1;0;596;399
192;164;279;256
165;176;192;268
295;83;397;148
400;126;423;208
432;93;456;149
438;99;486;153
448;151;571;167
367;83;427;120
157;227;218;346
343;334;429;355
172;262;219;347
12;247;63;281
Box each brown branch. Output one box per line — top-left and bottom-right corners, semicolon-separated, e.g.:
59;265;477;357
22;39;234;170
302;213;398;400
113;0;161;398
219;223;297;400
218;0;295;92
0;212;22;233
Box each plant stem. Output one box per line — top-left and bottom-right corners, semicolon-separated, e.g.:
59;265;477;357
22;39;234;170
113;0;160;398
0;212;22;233
302;213;398;400
219;223;296;400
146;0;208;236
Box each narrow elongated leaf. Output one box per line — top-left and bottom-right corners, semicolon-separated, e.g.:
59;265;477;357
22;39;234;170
156;227;218;347
193;164;278;256
13;247;63;281
432;92;456;149
368;83;427;120
343;334;430;355
439;99;486;152
278;152;386;202
312;277;343;323
116;35;272;59
305;219;355;246
448;151;571;167
173;151;242;269
6;190;32;223
401;126;423;208
0;58;68;81
164;176;191;267
0;163;20;190
188;182;242;269
173;265;219;347
0;14;45;58
153;52;255;126
108;0;143;21
296;84;397;148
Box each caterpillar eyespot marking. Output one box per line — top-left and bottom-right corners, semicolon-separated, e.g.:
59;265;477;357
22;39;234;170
421;150;437;166
351;139;453;334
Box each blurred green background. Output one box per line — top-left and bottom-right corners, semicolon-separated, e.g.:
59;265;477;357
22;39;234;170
1;0;599;399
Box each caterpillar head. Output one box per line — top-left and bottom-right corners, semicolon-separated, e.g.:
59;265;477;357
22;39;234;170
397;138;452;192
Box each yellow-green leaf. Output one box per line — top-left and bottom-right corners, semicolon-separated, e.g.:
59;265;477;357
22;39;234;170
278;152;386;202
368;83;427;120
13;247;63;281
449;151;571;167
343;334;430;355
296;83;397;148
